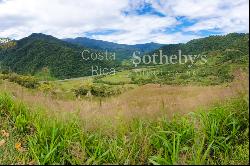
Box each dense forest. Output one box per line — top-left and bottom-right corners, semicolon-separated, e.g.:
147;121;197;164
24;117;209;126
147;33;249;62
0;34;118;79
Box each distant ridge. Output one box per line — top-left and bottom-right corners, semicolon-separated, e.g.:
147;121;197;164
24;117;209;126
63;37;164;60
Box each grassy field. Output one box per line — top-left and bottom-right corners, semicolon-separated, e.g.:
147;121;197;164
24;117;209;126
0;90;249;164
0;71;248;125
96;70;132;85
0;67;249;164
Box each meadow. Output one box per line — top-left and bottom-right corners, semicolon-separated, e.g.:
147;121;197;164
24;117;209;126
0;69;249;165
0;33;249;165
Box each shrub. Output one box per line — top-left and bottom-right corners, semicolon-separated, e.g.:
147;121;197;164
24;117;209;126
38;82;54;93
0;73;40;89
73;83;123;98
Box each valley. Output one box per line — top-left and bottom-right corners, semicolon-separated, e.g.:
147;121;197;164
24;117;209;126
0;33;249;165
0;0;249;164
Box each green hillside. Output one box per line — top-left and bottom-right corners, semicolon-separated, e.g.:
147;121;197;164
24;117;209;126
157;33;248;56
0;34;118;79
129;33;249;85
0;33;248;83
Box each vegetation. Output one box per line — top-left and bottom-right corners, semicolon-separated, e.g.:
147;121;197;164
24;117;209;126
34;67;57;81
64;37;163;60
0;33;118;79
0;73;39;89
0;92;248;165
0;40;16;50
73;82;133;98
93;70;132;85
1;33;248;82
152;33;249;57
129;33;249;85
0;33;249;165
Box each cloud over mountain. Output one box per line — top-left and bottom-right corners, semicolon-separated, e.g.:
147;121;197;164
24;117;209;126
0;0;249;44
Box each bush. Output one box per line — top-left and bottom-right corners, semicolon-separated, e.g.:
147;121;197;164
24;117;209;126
38;82;54;93
74;83;123;98
0;73;40;89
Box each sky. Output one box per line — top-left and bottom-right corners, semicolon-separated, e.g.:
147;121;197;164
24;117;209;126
0;0;249;44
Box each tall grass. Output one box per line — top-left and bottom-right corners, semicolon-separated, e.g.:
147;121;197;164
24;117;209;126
0;92;249;165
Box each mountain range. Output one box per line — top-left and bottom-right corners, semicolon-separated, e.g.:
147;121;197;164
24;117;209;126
63;37;164;60
0;33;248;79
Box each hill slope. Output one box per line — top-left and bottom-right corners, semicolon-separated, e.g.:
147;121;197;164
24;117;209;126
0;34;117;79
155;33;249;55
129;33;249;85
0;33;248;81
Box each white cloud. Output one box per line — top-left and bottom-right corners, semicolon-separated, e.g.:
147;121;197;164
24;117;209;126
93;31;200;44
0;0;249;44
0;0;129;38
150;0;249;33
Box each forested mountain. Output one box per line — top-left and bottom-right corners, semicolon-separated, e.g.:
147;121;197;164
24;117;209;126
63;37;163;60
0;33;248;80
131;33;249;85
136;33;249;66
153;33;249;56
0;33;118;79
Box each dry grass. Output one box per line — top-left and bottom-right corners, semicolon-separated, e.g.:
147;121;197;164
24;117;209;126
0;71;248;132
